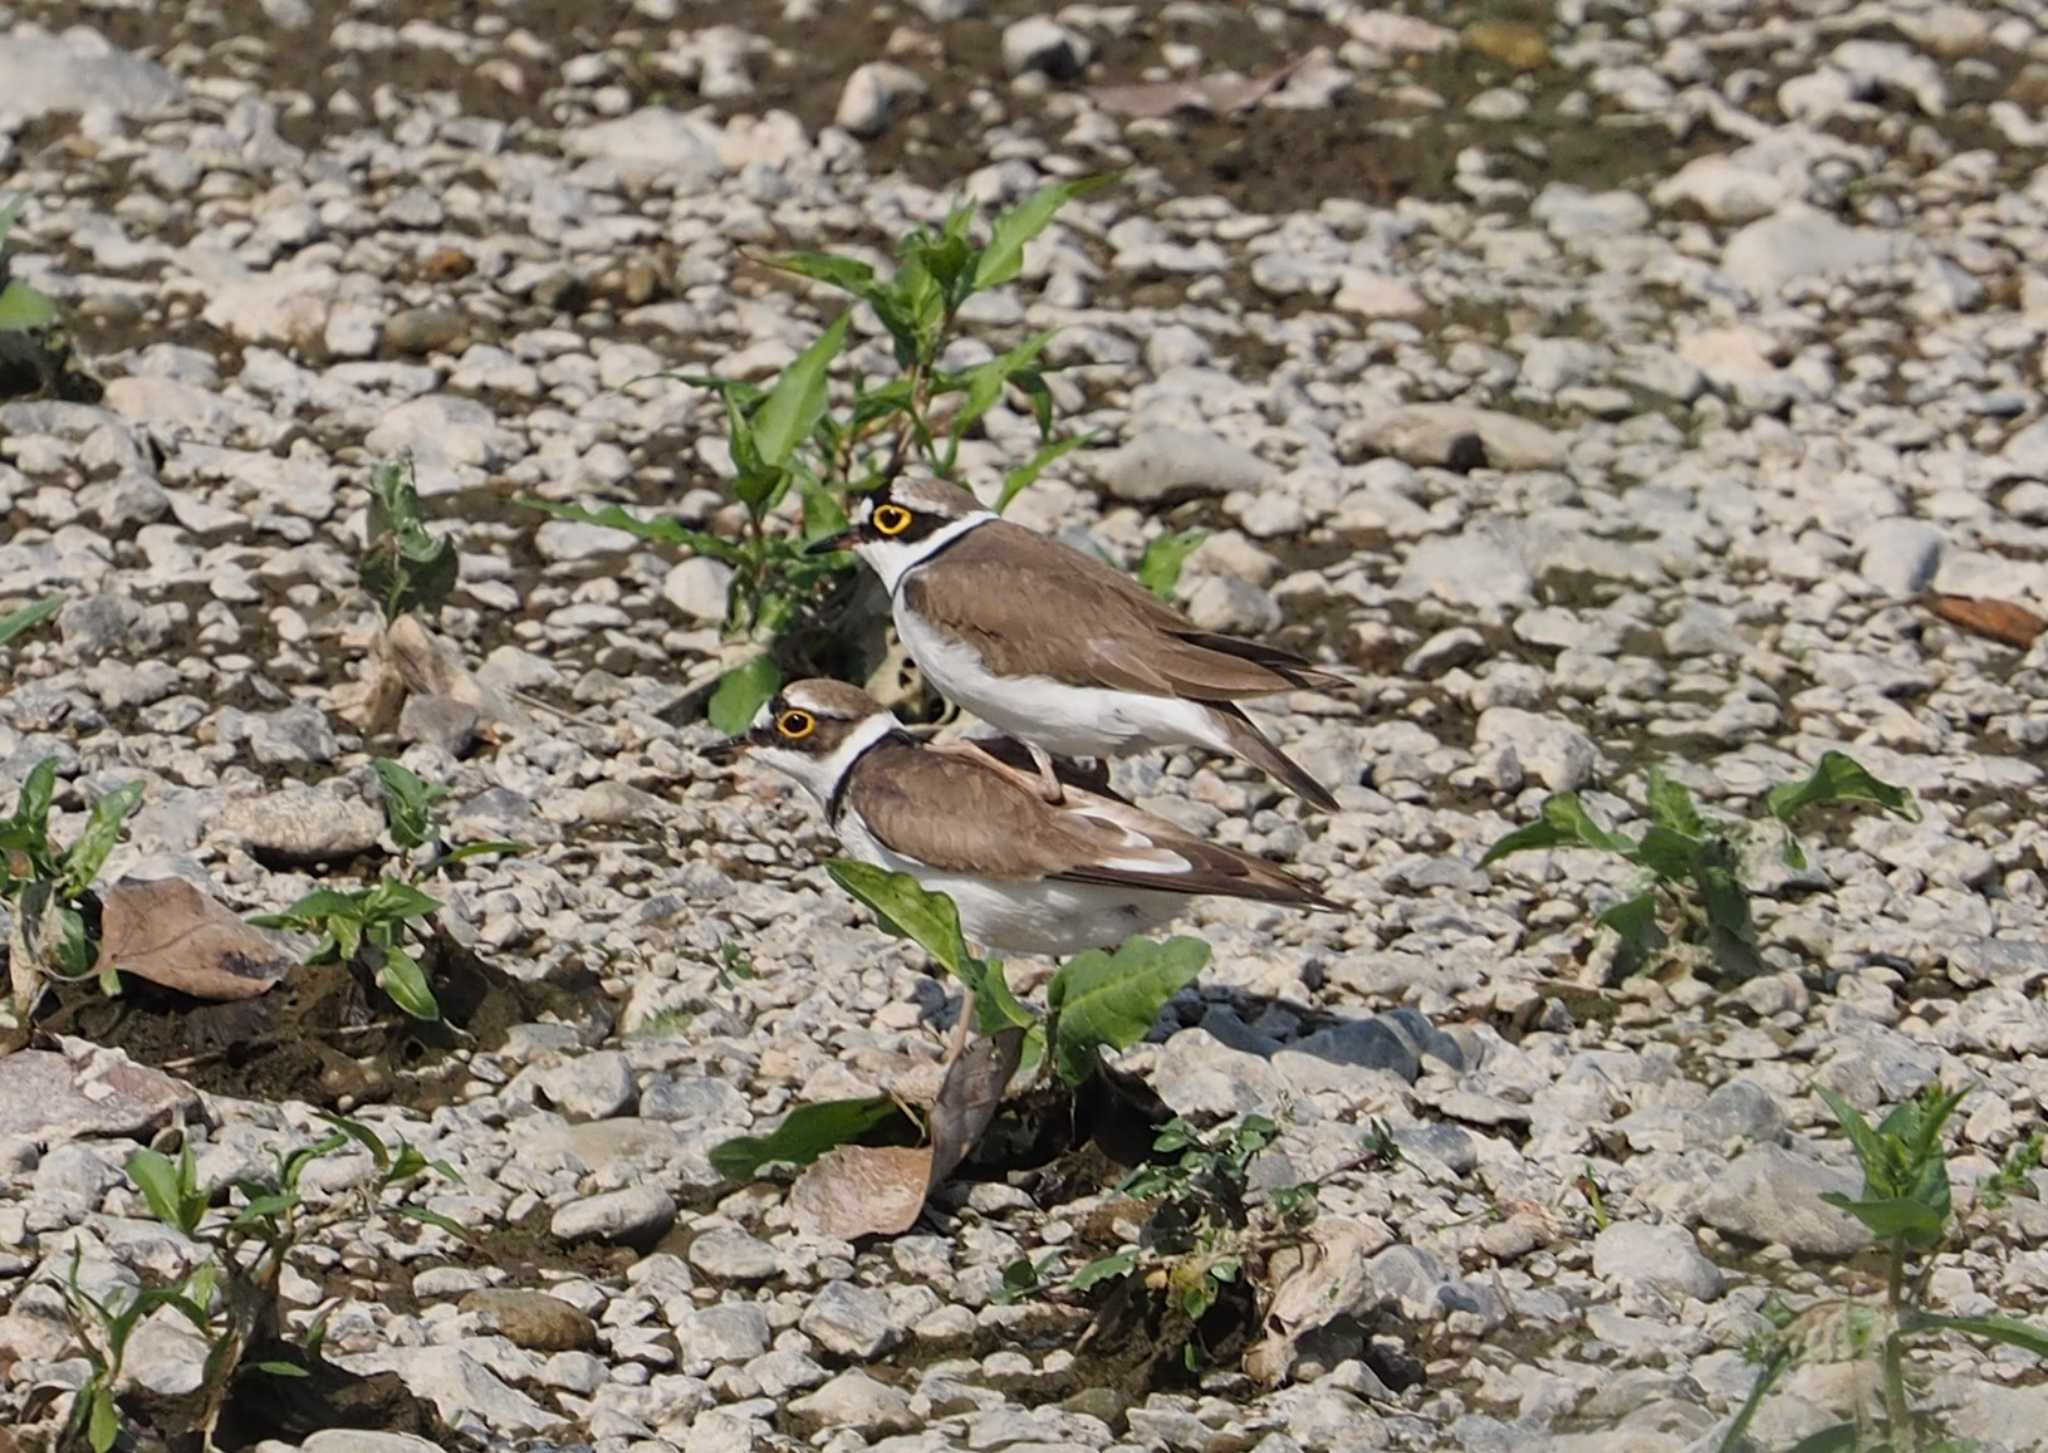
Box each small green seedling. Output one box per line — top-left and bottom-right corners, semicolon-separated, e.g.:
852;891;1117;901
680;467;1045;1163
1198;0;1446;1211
1137;529;1207;602
1;758;144;1012
0;196;56;335
63;1116;459;1451
254;759;520;1020
1482;753;1918;978
0;597;59;650
525;175;1113;733
1009;1113;1397;1372
1719;1085;2048;1453
361;457;457;624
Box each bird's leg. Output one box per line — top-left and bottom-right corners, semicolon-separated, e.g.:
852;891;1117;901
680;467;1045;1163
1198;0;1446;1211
1024;741;1065;806
928;737;1066;805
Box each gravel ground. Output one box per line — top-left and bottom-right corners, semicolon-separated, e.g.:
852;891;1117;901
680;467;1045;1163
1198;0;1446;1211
3;0;2048;1450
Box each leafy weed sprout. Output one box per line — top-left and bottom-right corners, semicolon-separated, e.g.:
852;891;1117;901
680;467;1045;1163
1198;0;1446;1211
61;1115;458;1452
529;175;1112;733
1482;752;1919;978
1;759;144;1017
252;758;520;1020
1719;1085;2048;1453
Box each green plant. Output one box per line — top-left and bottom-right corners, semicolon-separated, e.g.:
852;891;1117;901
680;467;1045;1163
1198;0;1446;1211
360;457;456;624
0;197;55;335
251;758;519;1020
1718;1085;2048;1453
2;759;144;1013
0;597;59;649
526;175;1112;733
1481;753;1918;978
1137;529;1207;602
61;1116;457;1452
1005;1114;1397;1371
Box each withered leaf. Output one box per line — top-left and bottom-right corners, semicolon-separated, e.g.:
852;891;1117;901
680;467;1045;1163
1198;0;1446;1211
94;877;291;1001
789;1145;931;1241
789;1028;1026;1241
1929;595;2047;650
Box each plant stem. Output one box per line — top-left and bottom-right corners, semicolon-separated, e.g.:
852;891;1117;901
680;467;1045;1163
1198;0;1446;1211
1885;1241;1916;1453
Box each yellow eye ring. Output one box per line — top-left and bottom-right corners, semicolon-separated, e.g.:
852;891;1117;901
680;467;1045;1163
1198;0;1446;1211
871;503;914;537
776;709;816;740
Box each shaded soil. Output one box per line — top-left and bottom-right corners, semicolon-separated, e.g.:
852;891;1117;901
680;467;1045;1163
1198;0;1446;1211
36;939;601;1111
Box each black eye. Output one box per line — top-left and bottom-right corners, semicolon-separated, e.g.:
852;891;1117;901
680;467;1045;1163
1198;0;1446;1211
776;709;816;740
871;504;914;537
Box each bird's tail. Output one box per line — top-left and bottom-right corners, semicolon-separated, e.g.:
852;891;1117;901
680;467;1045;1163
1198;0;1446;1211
1215;706;1341;812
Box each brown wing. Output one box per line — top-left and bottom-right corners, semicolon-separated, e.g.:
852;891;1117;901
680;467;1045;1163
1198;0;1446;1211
845;742;1138;880
846;742;1341;910
903;522;1343;700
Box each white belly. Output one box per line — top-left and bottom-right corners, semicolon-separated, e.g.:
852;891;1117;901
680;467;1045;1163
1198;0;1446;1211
837;811;1185;958
896;602;1228;760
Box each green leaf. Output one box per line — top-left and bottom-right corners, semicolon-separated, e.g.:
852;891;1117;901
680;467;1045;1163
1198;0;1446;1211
708;1096;906;1179
1912;1312;2048;1360
1693;835;1765;978
1594;892;1667;976
757;251;882;302
361;878;441;921
518;499;745;563
125;1149;199;1235
1479;793;1635;867
372;758;448;851
254;1360;310;1377
15;755;58;845
709;655;782;737
434;840;525;868
1644;766;1705;837
61;781;143;899
1780;829;1809;872
826;860;973;979
1777;1421;1859;1453
0;279;56;333
397;1205;469;1239
376;944;440;1020
996;433;1092;513
88;1384;119;1453
0;598;59;649
1072;1250;1138;1291
973;174;1116;292
754;312;850;469
1765;751;1920;826
362;458;458;622
799;480;850;548
1633;824;1702;882
316;1112;393;1172
947;328;1058;449
1046;936;1210;1085
1818;1086;1888;1177
961;955;1037;1036
1138;530;1207;602
1819;1190;1944;1242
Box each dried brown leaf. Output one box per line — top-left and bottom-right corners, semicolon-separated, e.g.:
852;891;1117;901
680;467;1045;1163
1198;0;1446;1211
789;1145;932;1240
94;878;291;1001
789;1028;1026;1240
1929;595;2047;650
928;1027;1025;1188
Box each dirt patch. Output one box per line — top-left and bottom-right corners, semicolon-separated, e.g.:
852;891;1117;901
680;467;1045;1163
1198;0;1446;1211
37;938;601;1111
